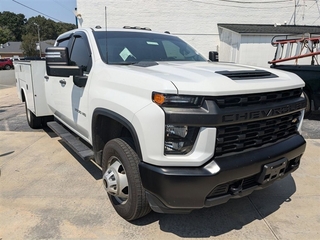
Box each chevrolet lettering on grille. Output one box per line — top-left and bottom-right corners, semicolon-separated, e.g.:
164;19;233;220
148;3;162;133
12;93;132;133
222;101;306;123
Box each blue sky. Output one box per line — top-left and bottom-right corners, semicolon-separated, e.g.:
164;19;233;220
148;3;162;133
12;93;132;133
0;0;77;24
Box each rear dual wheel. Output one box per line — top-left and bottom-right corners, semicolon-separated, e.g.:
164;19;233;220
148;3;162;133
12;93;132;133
25;101;42;129
102;138;151;221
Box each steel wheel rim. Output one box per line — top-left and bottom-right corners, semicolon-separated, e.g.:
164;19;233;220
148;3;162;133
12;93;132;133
27;108;31;122
103;156;129;204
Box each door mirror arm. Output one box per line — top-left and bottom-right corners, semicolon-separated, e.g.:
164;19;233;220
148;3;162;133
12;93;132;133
73;75;88;88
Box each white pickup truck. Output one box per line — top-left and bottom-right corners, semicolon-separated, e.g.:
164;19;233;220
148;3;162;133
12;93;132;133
15;26;307;221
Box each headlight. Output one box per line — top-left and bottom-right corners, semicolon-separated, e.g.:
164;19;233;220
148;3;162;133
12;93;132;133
152;92;203;107
165;125;199;154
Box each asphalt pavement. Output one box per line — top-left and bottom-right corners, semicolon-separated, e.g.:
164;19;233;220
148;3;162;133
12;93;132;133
0;70;319;239
0;69;17;89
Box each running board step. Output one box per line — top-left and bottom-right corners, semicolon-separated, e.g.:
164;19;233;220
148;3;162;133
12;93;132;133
47;121;93;161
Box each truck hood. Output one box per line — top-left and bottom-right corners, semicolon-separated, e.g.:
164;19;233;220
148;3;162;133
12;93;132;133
126;61;305;95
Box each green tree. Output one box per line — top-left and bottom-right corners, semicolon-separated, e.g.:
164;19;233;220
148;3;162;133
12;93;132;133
55;22;76;36
0;11;26;41
0;26;14;43
0;11;76;43
26;15;76;41
0;11;76;57
20;33;38;56
26;16;56;40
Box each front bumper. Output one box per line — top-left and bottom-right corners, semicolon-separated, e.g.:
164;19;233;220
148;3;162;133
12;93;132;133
139;134;306;214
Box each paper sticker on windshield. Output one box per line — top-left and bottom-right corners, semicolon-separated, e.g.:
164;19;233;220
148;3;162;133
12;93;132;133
119;47;135;61
146;41;159;46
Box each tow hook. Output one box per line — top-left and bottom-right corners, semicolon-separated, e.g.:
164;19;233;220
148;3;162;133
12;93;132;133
230;179;244;195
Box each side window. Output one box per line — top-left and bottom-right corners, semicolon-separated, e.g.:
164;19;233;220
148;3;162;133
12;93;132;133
70;36;92;73
57;39;69;47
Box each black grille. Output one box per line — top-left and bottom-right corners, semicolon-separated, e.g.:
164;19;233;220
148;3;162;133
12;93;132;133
207;174;259;198
208;183;229;197
215;111;301;156
213;88;302;108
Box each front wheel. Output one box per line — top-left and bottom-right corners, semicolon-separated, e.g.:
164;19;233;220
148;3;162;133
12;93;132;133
25;101;42;129
4;65;11;70
102;138;151;221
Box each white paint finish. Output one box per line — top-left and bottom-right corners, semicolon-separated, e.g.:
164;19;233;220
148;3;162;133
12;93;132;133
238;35;276;67
14;61;52;116
219;28;241;63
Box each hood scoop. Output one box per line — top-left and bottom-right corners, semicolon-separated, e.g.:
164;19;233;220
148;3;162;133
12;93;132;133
215;70;278;80
133;61;159;67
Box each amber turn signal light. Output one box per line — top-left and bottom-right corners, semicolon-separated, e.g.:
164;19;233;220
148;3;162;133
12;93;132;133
153;93;165;105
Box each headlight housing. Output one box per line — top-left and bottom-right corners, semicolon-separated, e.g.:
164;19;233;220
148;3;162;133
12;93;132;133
165;125;199;154
152;92;203;107
153;92;202;154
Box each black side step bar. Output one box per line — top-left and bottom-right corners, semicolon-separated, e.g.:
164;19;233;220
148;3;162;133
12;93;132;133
47;121;94;161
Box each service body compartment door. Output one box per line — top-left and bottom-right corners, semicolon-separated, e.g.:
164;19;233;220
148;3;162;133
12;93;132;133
15;61;52;116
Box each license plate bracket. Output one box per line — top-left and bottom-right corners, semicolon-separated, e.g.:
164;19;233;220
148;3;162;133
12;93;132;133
257;158;288;184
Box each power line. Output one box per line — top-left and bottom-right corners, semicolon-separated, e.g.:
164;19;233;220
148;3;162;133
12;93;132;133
52;0;75;15
12;0;62;22
218;0;292;3
312;0;320;23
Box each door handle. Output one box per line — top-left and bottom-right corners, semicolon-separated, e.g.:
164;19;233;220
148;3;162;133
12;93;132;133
59;79;66;85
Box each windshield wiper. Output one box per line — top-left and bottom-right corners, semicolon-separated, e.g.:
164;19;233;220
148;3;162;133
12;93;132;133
110;61;159;67
109;62;137;65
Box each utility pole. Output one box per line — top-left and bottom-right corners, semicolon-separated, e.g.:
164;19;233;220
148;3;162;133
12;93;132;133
293;0;307;25
294;0;298;25
34;23;41;58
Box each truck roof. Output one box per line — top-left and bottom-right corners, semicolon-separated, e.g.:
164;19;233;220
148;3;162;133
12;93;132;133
57;26;170;41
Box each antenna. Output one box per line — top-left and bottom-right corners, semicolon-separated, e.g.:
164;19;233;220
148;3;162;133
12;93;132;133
105;6;108;63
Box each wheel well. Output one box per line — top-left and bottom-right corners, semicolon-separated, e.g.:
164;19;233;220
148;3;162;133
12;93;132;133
303;88;312;109
303;87;311;98
92;113;142;166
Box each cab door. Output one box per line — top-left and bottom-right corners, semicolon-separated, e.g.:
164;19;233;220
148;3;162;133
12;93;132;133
46;31;92;140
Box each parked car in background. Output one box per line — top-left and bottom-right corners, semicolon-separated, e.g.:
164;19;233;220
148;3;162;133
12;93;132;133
0;58;14;70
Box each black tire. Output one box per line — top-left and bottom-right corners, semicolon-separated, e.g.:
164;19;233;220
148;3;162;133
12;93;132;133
303;91;311;117
4;65;11;70
25;101;42;129
102;138;151;221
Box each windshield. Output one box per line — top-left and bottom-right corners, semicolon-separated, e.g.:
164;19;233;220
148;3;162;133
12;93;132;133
93;31;206;64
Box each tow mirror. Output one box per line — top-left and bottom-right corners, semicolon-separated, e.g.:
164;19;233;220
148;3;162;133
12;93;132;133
209;51;219;62
46;47;82;77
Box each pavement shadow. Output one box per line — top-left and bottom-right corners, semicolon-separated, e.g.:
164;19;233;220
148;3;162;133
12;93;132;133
58;140;102;180
305;112;320;120
133;175;296;238
43;127;102;180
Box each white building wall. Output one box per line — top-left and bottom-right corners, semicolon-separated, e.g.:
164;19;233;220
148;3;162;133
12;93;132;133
219;28;241;63
238;35;316;67
239;35;275;67
77;0;320;64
